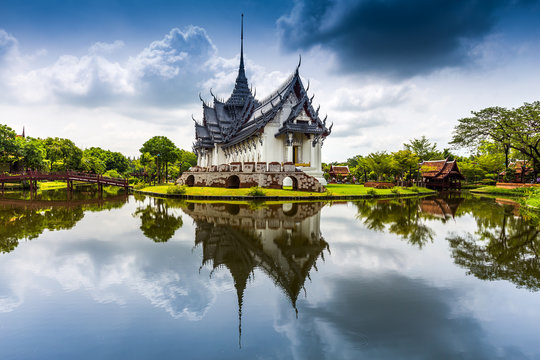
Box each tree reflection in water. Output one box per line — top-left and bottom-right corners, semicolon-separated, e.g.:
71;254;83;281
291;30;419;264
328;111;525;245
354;197;437;248
447;196;540;291
133;197;183;243
181;202;329;347
0;192;128;253
355;192;540;291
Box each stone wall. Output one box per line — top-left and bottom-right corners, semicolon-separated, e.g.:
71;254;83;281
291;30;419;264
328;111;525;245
177;163;326;192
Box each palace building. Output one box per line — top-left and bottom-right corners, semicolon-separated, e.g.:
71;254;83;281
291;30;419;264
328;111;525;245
188;16;332;188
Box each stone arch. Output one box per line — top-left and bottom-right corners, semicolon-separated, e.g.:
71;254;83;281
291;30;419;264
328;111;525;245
185;175;195;187
226;175;240;188
282;176;298;190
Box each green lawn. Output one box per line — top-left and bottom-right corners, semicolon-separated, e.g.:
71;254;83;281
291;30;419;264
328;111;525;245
138;184;435;198
325;184;434;196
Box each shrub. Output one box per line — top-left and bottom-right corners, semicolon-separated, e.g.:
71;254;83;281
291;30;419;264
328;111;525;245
166;185;187;195
134;183;147;190
410;186;420;193
247;186;266;197
367;188;377;196
480;179;497;185
104;169;121;179
390;188;399;194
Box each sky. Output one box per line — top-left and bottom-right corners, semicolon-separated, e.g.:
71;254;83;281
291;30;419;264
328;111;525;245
1;0;540;162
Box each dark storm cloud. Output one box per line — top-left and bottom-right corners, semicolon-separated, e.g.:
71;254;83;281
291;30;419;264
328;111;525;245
278;0;539;77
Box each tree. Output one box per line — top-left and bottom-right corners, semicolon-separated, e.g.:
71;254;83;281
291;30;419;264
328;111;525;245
0;124;19;164
83;147;129;174
404;136;441;161
20;137;46;170
366;152;393;181
43;137;82;171
139;136;179;183
177;149;197;173
451;107;512;168
391;150;420;181
81;154;106;174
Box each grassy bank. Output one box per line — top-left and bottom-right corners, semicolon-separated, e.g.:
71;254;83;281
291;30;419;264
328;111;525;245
136;184;435;199
470;186;533;196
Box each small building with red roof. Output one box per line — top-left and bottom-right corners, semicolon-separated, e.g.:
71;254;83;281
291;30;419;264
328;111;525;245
419;159;464;190
328;165;350;180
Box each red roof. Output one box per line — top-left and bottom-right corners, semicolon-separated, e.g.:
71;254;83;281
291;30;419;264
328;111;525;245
420;159;464;180
329;165;350;175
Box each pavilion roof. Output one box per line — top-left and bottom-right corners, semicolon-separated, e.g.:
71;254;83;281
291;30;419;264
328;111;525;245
420;159;464;180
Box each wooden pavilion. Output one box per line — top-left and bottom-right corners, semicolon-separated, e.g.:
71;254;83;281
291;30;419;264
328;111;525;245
328;165;350;180
419;159;464;190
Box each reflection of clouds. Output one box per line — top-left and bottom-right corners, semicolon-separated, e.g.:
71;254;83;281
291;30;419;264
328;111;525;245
276;272;526;360
0;202;217;320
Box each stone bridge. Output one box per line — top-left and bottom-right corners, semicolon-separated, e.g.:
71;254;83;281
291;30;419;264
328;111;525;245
176;162;325;192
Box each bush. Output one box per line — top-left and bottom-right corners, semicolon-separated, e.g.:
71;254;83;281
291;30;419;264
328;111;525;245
166;185;187;195
367;188;377;196
390;188;399;194
247;186;266;197
104;169;121;179
410;186;420;193
128;177;140;185
134;183;147;190
480;179;497;185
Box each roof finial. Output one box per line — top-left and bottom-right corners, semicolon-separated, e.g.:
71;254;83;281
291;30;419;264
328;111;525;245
240;14;244;72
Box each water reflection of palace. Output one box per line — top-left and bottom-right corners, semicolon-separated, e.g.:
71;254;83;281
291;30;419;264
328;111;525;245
182;202;329;343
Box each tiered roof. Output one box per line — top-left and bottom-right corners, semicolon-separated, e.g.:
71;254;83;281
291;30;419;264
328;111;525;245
420;159;464;180
193;18;331;152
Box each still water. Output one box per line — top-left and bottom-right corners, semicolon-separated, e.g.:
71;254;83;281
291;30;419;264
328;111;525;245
1;190;540;359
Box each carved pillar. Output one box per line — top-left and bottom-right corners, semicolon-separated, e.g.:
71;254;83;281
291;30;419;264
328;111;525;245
311;135;316;168
286;133;293;162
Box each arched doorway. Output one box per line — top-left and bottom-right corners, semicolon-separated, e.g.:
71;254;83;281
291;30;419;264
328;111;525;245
186;175;195;187
226;175;240;188
282;176;298;190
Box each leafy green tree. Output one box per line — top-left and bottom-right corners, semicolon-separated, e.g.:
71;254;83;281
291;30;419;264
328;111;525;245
404;136;441;161
451;103;540;172
83;147;129;174
20;137;46;170
391;150;420;181
0;124;19;164
139;136;180;183
43;137;82;171
81;154;106;174
366;152;393;181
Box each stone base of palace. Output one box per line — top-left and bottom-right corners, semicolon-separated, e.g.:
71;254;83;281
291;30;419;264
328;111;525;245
176;162;326;193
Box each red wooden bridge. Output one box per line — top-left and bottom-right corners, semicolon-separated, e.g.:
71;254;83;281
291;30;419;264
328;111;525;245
0;171;132;192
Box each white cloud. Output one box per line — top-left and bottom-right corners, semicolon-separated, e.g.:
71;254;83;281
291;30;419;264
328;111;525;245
88;40;125;55
1;26;217;108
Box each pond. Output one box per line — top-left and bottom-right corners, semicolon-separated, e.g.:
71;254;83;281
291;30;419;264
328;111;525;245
1;191;540;359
